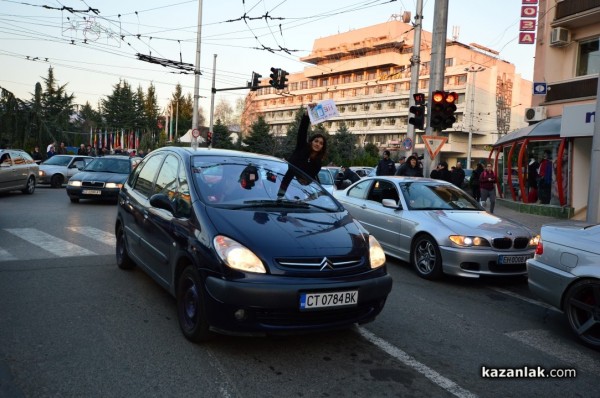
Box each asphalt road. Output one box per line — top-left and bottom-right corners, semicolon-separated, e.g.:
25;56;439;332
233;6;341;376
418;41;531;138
0;187;598;397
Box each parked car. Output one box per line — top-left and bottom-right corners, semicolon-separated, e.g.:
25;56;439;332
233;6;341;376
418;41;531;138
66;155;141;203
333;176;538;280
350;166;374;178
115;147;392;342
317;168;336;194
527;221;600;349
38;155;93;188
0;148;38;195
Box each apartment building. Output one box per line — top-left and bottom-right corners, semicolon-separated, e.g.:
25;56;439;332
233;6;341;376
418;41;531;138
242;19;531;168
491;0;599;216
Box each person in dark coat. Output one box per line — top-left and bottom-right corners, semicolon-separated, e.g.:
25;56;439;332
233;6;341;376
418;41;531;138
376;150;396;176
527;155;539;202
397;155;423;177
31;146;43;163
470;163;484;201
450;162;466;188
278;110;327;196
336;166;360;189
430;161;452;182
537;150;553;204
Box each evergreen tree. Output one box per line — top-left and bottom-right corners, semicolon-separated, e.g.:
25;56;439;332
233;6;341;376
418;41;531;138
329;122;356;166
40;67;75;145
244;116;275;155
211;119;235;149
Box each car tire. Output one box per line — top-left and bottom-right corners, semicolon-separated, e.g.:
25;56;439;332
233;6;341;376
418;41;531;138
411;235;443;280
564;279;600;349
116;224;134;270
50;174;64;188
177;265;212;343
22;176;36;194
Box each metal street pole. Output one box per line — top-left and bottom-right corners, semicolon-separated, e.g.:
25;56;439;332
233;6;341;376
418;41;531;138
406;0;424;159
192;0;203;147
465;66;485;169
175;99;179;141
209;54;217;149
424;0;449;178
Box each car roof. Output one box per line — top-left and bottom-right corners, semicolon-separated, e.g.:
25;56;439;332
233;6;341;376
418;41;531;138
151;146;284;163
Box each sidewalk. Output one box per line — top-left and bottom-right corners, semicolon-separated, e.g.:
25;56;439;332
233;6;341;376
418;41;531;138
492;200;565;234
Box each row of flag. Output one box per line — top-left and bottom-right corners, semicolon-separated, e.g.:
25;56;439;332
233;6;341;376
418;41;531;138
89;129;140;151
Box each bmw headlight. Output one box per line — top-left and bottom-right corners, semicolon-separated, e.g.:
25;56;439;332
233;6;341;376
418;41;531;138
529;234;540;247
369;235;386;269
68;180;82;187
105;182;123;189
213;235;266;274
449;235;491;247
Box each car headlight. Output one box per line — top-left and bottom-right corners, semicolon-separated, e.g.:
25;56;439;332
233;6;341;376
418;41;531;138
38;170;46;177
105;182;123;189
213;235;266;273
448;235;491;247
68;180;82;187
369;235;386;269
529;234;540;247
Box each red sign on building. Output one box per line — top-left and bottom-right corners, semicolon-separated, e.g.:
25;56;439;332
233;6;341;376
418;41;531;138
519;0;538;44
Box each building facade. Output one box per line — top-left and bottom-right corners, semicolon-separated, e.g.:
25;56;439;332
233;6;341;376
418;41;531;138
242;19;532;169
490;0;599;218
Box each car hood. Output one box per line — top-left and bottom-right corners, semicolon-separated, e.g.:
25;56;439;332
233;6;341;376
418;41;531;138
421;210;533;237
71;171;128;183
206;207;367;258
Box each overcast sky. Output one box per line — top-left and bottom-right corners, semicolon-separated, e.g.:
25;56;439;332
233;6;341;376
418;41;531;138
1;0;535;117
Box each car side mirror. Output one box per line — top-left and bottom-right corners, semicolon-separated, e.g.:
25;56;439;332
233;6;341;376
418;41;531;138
149;193;174;214
382;198;401;210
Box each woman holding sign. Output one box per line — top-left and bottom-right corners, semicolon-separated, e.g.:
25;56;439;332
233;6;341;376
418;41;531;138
278;107;328;196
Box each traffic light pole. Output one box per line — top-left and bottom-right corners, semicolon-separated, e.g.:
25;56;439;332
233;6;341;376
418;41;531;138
406;0;424;159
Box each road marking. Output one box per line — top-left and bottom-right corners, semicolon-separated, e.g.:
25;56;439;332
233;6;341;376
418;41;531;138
487;286;561;313
507;329;600;375
5;228;96;257
358;327;478;398
67;226;115;247
0;248;17;262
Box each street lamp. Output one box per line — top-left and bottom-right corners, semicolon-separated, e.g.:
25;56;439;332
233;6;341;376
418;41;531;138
464;66;485;168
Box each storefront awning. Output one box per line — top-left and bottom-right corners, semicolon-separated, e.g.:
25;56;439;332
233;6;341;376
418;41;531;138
494;116;562;147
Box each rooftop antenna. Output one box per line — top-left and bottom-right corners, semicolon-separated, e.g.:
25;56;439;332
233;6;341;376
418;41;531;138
452;26;460;41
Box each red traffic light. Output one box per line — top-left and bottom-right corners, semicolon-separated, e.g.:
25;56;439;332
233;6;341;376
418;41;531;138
445;92;457;104
432;90;445;104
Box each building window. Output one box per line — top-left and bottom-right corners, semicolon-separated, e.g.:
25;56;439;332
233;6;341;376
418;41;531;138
320;78;328;87
343;75;352;83
385;118;397;126
457;74;467;85
309;80;318;88
577;37;600;76
332;76;339;85
349;120;356;127
375;119;382;126
290;83;298;91
361;120;369;127
300;81;308;89
339;106;346;113
349;105;357;112
367;70;377;80
362;104;370;111
419;79;428;89
445;58;454;67
375;102;382;110
388;101;396;108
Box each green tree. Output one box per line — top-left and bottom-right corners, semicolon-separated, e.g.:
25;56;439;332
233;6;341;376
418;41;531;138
244;116;275;155
328;122;356;166
211;119;236;149
101;80;137;130
40;67;75;145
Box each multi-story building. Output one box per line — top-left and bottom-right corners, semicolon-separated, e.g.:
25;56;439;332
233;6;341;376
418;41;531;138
242;19;531;169
492;0;599;217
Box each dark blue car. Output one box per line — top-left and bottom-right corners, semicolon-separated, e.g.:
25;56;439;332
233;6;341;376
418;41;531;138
115;147;392;342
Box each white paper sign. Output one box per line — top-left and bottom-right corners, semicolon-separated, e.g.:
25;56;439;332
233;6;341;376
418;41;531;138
308;100;339;125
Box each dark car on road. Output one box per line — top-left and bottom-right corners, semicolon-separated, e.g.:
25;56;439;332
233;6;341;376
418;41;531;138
66;155;141;203
115;147;392;342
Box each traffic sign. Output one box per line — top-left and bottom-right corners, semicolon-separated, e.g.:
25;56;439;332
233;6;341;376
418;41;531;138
422;135;448;159
533;82;547;95
402;137;413;150
191;129;200;138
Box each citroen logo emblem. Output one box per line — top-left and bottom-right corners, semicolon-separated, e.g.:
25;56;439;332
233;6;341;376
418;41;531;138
319;257;335;271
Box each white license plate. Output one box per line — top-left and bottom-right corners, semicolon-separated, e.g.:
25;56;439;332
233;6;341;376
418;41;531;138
82;189;101;195
498;254;532;264
299;290;358;310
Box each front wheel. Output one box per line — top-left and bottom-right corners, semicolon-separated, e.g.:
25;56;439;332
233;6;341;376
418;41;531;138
22;176;35;194
50;174;64;188
564;279;600;349
177;265;212;343
411;235;443;280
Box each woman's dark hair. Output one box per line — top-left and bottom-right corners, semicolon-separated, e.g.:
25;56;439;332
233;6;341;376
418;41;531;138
309;133;327;161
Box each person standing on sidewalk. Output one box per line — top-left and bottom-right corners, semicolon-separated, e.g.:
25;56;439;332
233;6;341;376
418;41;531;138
376;150;396;176
479;163;497;213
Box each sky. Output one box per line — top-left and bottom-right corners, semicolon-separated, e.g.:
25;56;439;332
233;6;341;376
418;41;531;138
0;0;536;119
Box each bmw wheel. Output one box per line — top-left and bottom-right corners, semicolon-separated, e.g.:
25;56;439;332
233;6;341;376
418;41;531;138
177;265;211;343
411;235;443;280
564;279;600;349
116;224;134;270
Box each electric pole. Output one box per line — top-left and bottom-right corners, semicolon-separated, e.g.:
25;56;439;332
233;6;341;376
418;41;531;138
192;0;203;148
406;0;424;159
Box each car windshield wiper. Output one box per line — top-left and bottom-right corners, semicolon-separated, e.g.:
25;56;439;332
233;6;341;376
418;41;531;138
229;199;311;210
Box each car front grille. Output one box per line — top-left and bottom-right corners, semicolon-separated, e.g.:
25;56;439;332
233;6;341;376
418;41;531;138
275;256;365;274
81;181;105;188
491;237;530;250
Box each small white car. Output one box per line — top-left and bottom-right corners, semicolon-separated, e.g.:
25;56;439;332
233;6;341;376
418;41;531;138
38;155;93;188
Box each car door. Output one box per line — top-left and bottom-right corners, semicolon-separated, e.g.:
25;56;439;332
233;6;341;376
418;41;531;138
66;156;89;180
142;154;181;284
0;152;13;190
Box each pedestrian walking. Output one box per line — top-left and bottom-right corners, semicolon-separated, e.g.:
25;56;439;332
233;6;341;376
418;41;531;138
479;163;497;213
470;163;483;201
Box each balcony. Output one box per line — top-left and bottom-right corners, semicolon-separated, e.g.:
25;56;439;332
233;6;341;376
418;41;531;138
552;0;600;28
544;76;598;103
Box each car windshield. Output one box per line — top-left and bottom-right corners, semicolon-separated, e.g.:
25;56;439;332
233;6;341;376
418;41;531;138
401;182;482;210
42;155;72;166
192;156;340;212
318;169;334;185
84;158;131;174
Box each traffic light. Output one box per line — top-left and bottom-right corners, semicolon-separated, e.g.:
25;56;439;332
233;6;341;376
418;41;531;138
269;67;280;88
443;91;457;129
408;92;426;130
250;72;262;91
429;90;446;130
277;69;289;89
